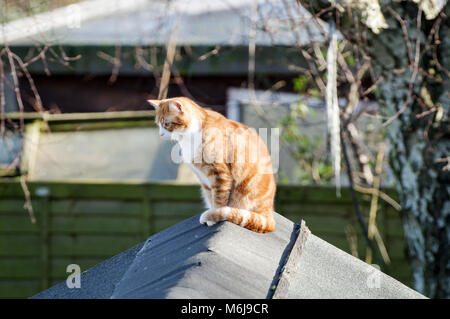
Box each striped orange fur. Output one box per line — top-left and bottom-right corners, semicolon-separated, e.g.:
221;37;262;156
149;97;276;233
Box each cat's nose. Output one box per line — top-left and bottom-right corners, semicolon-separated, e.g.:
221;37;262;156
160;132;165;136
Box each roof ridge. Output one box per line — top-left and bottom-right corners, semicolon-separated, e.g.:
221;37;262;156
271;220;310;299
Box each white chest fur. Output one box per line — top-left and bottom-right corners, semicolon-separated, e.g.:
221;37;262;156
174;117;202;162
188;162;211;188
173;118;210;188
177;133;202;163
181;142;211;189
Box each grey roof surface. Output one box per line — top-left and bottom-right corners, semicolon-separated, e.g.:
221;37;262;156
32;213;425;299
7;0;326;46
285;234;420;299
111;212;295;298
32;242;144;299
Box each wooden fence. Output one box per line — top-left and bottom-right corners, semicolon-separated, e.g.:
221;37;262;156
0;180;410;298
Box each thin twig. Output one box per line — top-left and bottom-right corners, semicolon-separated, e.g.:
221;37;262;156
0;53;5;137
366;143;391;265
158;20;179;100
10;51;44;112
372;224;391;265
345;224;359;258
383;7;423;127
198;45;221;61
5;45;25;133
341;126;382;266
20;176;36;224
353;184;401;211
387;6;413;64
108;45;121;84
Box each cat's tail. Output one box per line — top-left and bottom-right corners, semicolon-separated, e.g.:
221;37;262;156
199;207;275;233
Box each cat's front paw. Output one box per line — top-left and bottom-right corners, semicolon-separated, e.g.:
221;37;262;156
199;210;217;227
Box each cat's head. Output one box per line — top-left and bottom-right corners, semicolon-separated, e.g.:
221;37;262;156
148;98;196;139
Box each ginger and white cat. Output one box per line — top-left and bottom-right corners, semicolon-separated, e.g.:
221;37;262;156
149;97;276;233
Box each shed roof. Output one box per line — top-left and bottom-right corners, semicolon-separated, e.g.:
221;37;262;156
32;212;424;299
5;0;326;46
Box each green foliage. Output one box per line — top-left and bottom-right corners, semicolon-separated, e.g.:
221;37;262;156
316;161;333;178
278;173;290;184
345;55;356;66
279;99;333;185
307;88;321;98
321;48;327;60
292;75;310;92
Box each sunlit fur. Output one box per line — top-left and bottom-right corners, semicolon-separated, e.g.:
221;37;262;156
150;97;276;233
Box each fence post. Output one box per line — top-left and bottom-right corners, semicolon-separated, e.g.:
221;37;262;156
142;185;152;240
36;185;50;290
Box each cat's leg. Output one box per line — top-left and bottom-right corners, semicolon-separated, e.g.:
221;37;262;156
211;172;233;208
199;167;232;224
200;207;275;233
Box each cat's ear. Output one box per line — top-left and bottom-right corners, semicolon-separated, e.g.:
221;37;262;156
169;100;183;114
147;99;160;110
